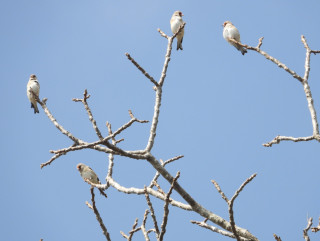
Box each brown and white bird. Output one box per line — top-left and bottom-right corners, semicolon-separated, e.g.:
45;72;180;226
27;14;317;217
170;11;185;51
223;21;247;55
27;74;40;114
77;163;107;198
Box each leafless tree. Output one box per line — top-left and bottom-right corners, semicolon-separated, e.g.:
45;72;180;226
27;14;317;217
31;23;320;241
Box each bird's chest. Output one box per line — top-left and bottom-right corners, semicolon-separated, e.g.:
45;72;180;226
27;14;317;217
171;19;182;32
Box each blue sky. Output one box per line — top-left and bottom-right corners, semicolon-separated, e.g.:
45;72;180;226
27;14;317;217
1;0;320;240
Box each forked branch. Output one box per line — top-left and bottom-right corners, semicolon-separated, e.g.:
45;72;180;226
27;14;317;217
230;36;320;146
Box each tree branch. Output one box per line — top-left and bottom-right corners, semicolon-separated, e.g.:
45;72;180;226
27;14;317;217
88;187;111;241
191;220;249;241
159;171;180;241
73;89;104;140
303;217;313;241
125;53;159;87
144;187;160;238
230;36;320;146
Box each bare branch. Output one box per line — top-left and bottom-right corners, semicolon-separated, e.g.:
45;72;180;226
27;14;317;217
120;218;140;241
107;176;191;210
89;187;111;241
159;172;180;241
212;174;257;241
263;135;316;147
41;109;149;168
144;187;160;237
145;154;258;241
149;155;184;188
229;174;257;241
85;201;93;210
157;28;168;39
153;181;166;196
72;89;104;140
303;217;313;241
211;179;229;203
311;217;320;233
229;38;304;83
145;24;186;152
301;35;320;138
273;234;282;241
83;178;108;198
37;97;83;144
141;210;150;241
40;149;68;169
191;220;249;241
125;53;159;87
230;35;320;146
230;173;257;203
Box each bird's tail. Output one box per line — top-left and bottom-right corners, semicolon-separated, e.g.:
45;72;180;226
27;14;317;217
241;47;247;55
99;188;108;198
177;37;183;51
31;103;39;114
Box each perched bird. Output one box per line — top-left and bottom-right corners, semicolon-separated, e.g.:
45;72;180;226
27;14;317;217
27;74;40;114
77;163;107;198
170;11;185;51
223;21;247;55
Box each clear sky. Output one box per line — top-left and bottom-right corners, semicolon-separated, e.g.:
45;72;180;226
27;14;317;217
1;0;320;240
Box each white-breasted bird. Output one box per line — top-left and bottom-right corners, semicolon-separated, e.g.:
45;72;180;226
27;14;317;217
223;21;247;55
170;11;185;51
77;163;107;198
27;74;40;114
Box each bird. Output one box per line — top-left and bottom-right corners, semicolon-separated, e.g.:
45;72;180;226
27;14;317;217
223;21;247;55
27;74;40;114
170;11;185;51
77;163;107;198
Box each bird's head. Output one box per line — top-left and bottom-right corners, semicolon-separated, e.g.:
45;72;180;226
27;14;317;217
223;21;232;27
30;74;37;79
173;11;183;17
77;163;84;171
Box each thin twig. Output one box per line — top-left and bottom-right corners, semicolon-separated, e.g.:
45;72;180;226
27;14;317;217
141;210;150;241
273;234;282;241
73;89;104;140
144;187;160;238
229;38;304;82
229;174;257;241
129;218;140;241
125;53;159;87
159;172;180;241
37;97;83;144
105;122;116;188
263;135;315;147
211;174;257;241
41;109;149;168
303;217;313;241
89;187;111;241
311;217;320;232
191;220;249;241
211;180;229;203
301;35;320;138
149;155;184;188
